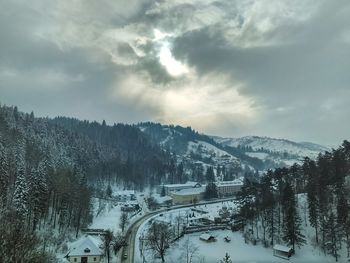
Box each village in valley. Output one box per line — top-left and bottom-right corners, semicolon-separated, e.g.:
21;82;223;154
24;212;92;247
62;173;341;263
1;1;350;263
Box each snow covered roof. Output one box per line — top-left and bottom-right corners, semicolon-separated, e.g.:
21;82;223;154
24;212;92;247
163;181;200;188
216;179;243;187
172;186;205;196
273;244;291;253
199;233;215;241
154;195;173;204
114;190;135;195
68;235;103;257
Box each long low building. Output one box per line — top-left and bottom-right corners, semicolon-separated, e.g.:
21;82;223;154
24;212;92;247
158;181;202;195
171;186;205;204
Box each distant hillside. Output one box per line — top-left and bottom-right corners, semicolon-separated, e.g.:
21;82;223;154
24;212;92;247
138;123;329;173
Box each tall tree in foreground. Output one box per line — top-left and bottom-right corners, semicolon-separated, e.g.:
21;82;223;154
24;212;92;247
305;158;320;244
146;222;173;263
324;212;342;261
282;182;306;252
104;230;113;263
119;212;129;233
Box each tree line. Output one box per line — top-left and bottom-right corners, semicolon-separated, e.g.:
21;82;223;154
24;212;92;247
236;140;350;261
0;104;176;261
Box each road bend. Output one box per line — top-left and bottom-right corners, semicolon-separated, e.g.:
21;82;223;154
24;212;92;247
120;197;236;263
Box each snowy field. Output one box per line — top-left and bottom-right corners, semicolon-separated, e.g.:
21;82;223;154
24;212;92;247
135;199;340;263
167;230;336;263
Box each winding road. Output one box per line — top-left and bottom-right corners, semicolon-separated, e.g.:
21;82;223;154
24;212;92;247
120;197;236;263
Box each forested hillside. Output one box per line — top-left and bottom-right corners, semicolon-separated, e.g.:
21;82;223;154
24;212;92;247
0;105;173;261
236;141;350;261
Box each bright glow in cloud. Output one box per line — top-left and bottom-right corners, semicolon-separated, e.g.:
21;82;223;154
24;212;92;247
159;43;189;77
113;72;258;132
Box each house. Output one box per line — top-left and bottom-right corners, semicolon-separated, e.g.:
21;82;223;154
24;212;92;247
171;186;205;204
158;181;202;195
154;195;173;207
121;201;140;212
199;233;216;242
273;244;292;259
66;235;104;263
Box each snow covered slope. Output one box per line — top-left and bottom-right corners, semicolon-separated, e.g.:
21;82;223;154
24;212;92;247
138;123;329;172
214;136;329;159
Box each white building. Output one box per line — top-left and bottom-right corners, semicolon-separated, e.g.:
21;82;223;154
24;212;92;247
66;235;104;263
215;178;243;197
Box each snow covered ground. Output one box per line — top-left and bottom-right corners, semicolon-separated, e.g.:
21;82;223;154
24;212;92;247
135;199;341;263
166;229;336;263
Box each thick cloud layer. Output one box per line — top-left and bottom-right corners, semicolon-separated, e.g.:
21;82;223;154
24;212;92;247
0;0;349;145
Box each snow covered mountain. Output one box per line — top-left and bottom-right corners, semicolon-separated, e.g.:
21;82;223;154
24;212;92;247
138;123;330;172
213;136;330;167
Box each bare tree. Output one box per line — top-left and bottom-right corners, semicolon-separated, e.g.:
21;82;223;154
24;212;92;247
119;212;129;232
175;213;184;238
112;231;127;255
181;238;199;263
146;222;173;262
103;229;113;263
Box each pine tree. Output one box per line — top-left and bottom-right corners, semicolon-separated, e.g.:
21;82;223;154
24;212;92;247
282;182;306;252
160;185;166;197
220;252;232;263
0;142;9;209
206;166;215;182
324;212;342;261
13;163;29;220
305;158;319;243
204;182;218;200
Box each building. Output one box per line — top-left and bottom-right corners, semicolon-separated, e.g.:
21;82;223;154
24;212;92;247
114;190;136;202
158;181;202;195
273;244;292;259
171;186;205;204
121;201;140;212
66;235;104;263
199;233;216;242
215;179;243;197
154;195;173;207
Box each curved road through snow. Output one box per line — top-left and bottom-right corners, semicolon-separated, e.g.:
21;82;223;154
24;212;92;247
121;198;236;263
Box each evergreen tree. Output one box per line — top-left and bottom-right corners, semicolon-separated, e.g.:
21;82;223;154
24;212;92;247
204;182;218;200
282;182;306;252
324;212;342;261
13;160;29;220
206;166;215;182
220;252;232;263
160;185;166;197
0;142;9;209
106;185;112;198
305;158;320;243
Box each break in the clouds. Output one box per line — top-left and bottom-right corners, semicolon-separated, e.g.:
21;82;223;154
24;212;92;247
0;0;349;145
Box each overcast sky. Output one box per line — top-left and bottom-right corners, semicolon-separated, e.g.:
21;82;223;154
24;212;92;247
1;0;349;145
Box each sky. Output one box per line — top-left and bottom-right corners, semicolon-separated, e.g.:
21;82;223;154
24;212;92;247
0;0;349;146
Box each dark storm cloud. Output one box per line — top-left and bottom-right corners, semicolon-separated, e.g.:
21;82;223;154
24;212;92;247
171;1;350;144
0;0;349;145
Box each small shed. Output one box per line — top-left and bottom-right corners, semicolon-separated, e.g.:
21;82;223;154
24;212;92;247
273;244;292;260
199;233;216;242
